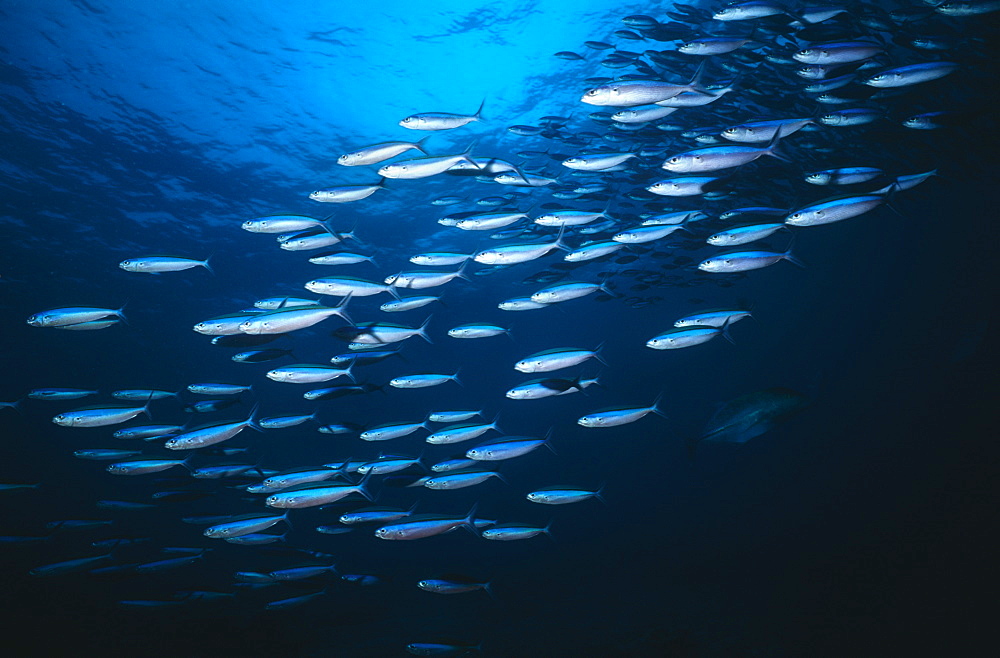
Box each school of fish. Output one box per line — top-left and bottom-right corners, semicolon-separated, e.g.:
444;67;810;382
5;1;993;654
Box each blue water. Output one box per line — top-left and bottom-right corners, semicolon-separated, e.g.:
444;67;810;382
1;1;996;656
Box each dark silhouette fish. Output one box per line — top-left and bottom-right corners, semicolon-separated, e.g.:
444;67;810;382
692;387;808;454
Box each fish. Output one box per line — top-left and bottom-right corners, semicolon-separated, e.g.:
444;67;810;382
239;300;352;334
264;478;372;509
578;395;665;427
423;470;504;490
514;346;605;373
417;576;492;595
309;178;387;203
119;256;212;274
389;372;461;389
203;512;289;539
375;505;477;540
379;143;478;179
338;137;429;166
698;248;803;272
697;387;808;445
399;100;485;131
52;400;152;428
466;434;553;461
163;406;260;450
481;522;553;541
526;486;605;505
27;305;126;328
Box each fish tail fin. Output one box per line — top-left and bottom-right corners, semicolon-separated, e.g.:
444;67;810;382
282;510;294;532
385;281;403;301
542;520;555;541
720;318;736;346
456;259;472;282
141;392;155;420
464;502;479;530
247;403;264;432
491;411;503;434
593;339;609;365
595;482;608;505
651;391;668;419
358;472;375;502
460;139;480;165
334;292;354;325
544;427;557;454
202;252;217;275
764;124;792;163
493;471;509;486
783;248;806;269
418;315;434;343
474;98;486;122
688;60;713;96
116;299;130;325
554;223;572;252
451;369;463;387
483;581;496;600
0;398;24;413
414;135;431;154
344;362;357;384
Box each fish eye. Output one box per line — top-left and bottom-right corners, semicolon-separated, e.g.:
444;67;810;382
800;49;812;56
585;89;598;96
724;259;731;265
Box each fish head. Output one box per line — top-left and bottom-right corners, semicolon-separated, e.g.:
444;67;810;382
706;234;726;246
663;154;696;173
384;273;399;285
514;359;536;373
530;291;552;304
27;313;51;327
793;48;820;63
613;231;636;243
193;321;218;334
805;172;831;184
796;65;826;80
721;126;744;140
698;257;724;272
52;413;72;426
379;163;405;178
526;491;545;502
677;42;699;54
786;209;820;225
581;84;622;106
474;250;501;265
398;115;422;129
361;430;380;440
864;71;897;88
265;494;287;507
819;113;842;126
337;153;359;166
409;255;430;265
203;526;226;538
239;319;260;334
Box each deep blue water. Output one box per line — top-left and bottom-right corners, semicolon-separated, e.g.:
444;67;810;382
1;1;996;656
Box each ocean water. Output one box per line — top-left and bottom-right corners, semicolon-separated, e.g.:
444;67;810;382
1;1;996;656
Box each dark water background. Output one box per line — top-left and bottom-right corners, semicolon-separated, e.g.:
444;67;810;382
1;1;996;656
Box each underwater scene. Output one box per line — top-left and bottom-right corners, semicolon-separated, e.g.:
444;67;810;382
1;0;996;656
